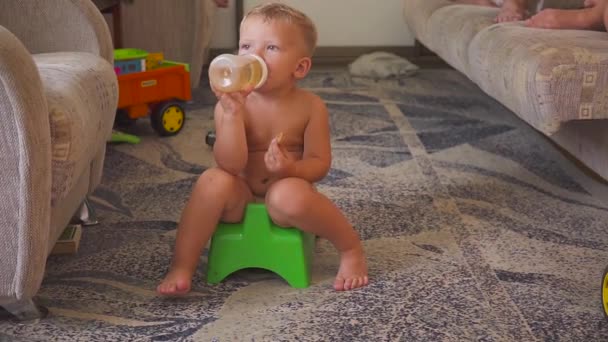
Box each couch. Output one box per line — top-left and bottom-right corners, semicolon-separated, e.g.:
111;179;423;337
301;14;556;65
0;0;118;320
403;0;608;180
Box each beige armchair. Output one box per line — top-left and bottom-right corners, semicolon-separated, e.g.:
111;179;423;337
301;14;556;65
0;0;118;320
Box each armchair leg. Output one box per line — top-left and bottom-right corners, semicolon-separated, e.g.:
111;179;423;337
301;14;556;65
75;198;99;226
1;298;48;322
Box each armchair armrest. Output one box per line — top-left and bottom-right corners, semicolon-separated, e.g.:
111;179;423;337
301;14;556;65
0;0;114;63
0;26;52;302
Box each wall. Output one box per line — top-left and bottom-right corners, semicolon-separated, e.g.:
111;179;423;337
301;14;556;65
210;0;414;49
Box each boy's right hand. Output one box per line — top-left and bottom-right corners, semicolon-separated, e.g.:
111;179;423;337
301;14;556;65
212;85;254;117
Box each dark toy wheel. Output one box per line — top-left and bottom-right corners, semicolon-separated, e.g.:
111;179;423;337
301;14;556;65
114;109;136;127
205;130;216;147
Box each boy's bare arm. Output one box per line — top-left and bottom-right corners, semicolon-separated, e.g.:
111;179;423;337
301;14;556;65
213;102;249;175
288;99;332;183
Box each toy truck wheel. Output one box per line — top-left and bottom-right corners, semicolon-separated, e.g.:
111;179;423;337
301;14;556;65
151;101;185;136
114;109;136;127
603;266;608;320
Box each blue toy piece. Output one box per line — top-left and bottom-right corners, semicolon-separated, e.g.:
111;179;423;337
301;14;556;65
114;59;145;75
206;203;315;288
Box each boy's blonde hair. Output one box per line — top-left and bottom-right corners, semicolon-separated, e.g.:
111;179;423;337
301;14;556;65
241;2;317;56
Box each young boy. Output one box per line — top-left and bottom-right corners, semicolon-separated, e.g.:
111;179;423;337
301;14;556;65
157;3;369;295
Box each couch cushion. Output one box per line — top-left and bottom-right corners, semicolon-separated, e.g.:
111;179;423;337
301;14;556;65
403;0;452;47
34;52;116;204
426;5;497;74
469;24;608;135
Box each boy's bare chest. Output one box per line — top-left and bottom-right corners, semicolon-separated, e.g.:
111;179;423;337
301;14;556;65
244;105;309;151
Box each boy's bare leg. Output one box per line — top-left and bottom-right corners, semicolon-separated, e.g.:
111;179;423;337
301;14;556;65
157;167;253;295
525;0;607;30
496;0;528;22
266;178;368;291
451;0;498;6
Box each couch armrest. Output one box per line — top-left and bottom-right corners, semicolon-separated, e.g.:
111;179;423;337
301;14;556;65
0;0;114;63
0;26;52;302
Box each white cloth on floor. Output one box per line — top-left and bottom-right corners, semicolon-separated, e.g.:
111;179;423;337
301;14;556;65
348;52;419;79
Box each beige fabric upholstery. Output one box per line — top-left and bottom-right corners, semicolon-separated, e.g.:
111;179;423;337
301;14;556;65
120;0;216;88
0;0;118;305
404;0;608;180
0;0;114;63
553;120;608;181
470;25;608;134
426;5;496;75
35;52;117;203
403;0;451;47
0;26;52;301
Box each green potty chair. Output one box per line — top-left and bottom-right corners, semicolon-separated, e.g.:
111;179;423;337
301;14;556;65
206;203;315;288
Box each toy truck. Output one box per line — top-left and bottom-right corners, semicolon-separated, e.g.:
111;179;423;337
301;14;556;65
114;49;192;136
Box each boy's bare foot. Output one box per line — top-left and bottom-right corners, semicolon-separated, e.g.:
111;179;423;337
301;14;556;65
157;268;192;296
496;0;527;22
451;0;498;6
525;7;605;30
334;247;369;291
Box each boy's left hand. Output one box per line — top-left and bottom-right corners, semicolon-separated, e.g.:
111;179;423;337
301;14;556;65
265;135;295;177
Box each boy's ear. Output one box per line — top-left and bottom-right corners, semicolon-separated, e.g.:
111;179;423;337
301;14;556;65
294;57;312;79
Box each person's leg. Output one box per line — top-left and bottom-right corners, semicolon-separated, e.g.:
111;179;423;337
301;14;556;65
526;0;607;30
604;0;608;30
451;0;498;6
496;0;528;22
157;167;253;295
265;178;368;291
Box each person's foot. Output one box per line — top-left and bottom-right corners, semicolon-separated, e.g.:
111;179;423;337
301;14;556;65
157;267;192;296
452;0;498;6
496;0;527;22
333;246;369;291
525;7;605;30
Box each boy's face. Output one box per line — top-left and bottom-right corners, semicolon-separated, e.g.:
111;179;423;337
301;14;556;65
239;16;311;90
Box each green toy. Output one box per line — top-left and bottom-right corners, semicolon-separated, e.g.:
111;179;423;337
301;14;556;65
109;130;141;144
206;203;315;288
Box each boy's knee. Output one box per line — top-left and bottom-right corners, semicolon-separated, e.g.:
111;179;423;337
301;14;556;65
266;178;314;225
197;168;240;193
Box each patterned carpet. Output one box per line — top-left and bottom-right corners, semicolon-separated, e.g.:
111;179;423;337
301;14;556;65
2;68;608;341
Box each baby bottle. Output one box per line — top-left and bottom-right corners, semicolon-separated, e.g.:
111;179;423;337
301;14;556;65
208;54;268;92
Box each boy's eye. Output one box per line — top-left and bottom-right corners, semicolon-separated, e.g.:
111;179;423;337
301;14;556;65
267;45;279;51
240;44;250;50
